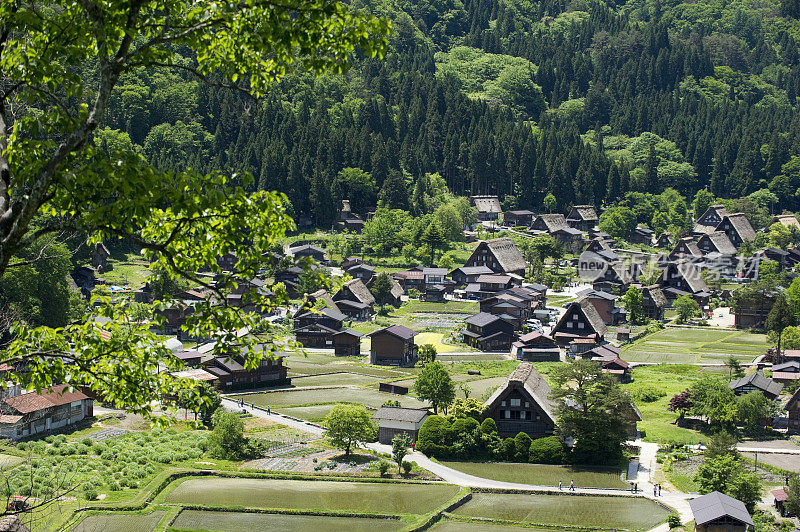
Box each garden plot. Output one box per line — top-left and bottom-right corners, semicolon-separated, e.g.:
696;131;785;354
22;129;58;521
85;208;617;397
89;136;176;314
89;428;130;441
171;510;405;532
231;387;426;411
440;462;627;489
164;477;460;514
451;492;670;529
411;313;467;330
246;449;376;474
72;510;166;532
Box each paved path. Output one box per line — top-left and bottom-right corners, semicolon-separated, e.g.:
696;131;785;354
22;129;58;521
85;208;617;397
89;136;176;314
228;399;694;530
221;398;325;437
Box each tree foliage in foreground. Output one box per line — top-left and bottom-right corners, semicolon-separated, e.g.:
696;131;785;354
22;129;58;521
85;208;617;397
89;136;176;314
0;0;389;417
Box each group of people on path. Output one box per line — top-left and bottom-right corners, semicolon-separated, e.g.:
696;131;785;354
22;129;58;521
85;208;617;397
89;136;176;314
558;480;575;491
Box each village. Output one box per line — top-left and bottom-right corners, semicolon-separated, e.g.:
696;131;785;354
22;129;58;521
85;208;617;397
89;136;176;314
1;194;800;532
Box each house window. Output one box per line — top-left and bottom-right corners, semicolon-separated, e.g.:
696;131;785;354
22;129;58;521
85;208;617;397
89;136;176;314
536;414;541;421
578;322;584;329
504;410;511;419
501;400;506;407
572;314;578;320
510;398;521;407
525;402;529;408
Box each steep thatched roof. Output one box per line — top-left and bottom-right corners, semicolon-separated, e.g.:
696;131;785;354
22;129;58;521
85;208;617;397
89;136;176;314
483;238;527;273
719;213;756;242
484;362;557;423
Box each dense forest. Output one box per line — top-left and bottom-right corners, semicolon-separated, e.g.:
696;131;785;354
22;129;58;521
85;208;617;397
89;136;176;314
97;0;800;224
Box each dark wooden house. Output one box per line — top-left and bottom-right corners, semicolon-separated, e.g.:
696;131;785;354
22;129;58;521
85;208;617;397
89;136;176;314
628;226;654;245
697;231;737;255
716;213;756;248
369;325;418;367
450;265;494;287
463;238;527;276
471;195;502;222
693;204;729;235
551;299;607;347
332;329;363;356
504;210;535;226
728;372;783;400
511;332;560;362
462;312;516;351
566;205;599;232
484;363;557;439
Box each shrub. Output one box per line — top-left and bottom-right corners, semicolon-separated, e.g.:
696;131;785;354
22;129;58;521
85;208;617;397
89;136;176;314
667;514;681;528
500;437;516;460
514;432;532;462
416;415;452;457
81;438;93;446
632;387;666;403
378;460;390;476
402;461;412;474
529;436;567;464
480;418;497;435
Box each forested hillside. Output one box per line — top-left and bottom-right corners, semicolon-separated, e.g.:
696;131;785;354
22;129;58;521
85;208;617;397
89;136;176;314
100;0;800;223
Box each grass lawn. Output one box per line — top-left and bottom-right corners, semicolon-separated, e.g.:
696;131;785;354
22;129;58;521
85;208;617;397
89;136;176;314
170;510;405;532
163;477;460;514
440;462;627;489
621;365;710;444
230;387;427;411
98;260;151;287
622;328;767;364
72;511;167;532
451;492;670;529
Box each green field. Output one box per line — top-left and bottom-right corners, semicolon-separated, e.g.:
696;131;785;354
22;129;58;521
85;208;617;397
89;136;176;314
622;328;767;364
431;522;575;532
441;462;627;489
276;404;338;422
452;493;670;529
230;387;426;410
73;511;166;532
621;365;711;444
163;477;460;514
170;510;404;532
290;372;381;387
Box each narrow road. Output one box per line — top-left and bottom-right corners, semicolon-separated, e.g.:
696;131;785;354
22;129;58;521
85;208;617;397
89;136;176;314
226;398;694;530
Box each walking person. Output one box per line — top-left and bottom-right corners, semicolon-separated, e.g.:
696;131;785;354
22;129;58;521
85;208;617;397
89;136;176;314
653;485;657;496
569;480;574;491
559;480;562;491
267;406;271;415
658;484;662;496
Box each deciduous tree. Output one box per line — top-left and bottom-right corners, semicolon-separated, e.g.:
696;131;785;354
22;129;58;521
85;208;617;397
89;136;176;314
413;361;455;414
323;404;376;455
551;359;630;463
0;0;389;418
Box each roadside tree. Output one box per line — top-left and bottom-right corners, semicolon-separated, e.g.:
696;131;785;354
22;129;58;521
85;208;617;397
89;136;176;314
392;433;412;474
324;404;376;456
